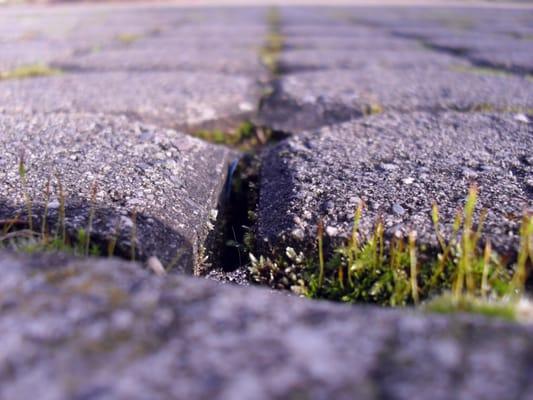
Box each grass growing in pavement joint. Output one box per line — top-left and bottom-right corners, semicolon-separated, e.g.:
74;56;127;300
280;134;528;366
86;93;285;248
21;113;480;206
116;33;141;45
362;102;384;116
0;155;127;259
0;63;62;80
192;121;277;150
450;64;513;78
249;186;533;322
260;7;284;75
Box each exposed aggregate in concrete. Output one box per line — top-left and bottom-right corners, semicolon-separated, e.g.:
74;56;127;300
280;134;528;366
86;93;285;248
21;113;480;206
0;251;532;400
0;4;532;399
258;112;532;256
0;112;234;271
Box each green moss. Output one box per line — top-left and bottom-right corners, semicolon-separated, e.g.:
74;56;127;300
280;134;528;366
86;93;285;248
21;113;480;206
193;129;227;144
362;102;384;115
191;121;273;151
260;7;284;75
0;64;62;80
250;186;532;321
1;157;120;259
424;293;517;321
451;64;512;78
116;33;141;45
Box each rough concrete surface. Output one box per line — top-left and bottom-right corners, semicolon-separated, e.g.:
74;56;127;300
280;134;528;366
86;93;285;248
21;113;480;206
260;67;533;133
0;2;532;399
0;251;532;400
258;112;532;256
0;71;259;129
54;47;264;76
0;112;234;271
279;48;470;73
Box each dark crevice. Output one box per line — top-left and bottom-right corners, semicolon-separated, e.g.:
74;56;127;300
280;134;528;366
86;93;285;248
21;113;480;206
207;126;290;275
51;63;261;77
219;153;259;271
348;19;532;78
391;31;533;78
199;7;294;279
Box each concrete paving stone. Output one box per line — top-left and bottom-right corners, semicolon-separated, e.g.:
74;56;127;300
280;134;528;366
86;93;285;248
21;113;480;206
259;66;533;133
0;13;83;42
417;34;533;73
0;41;75;73
257;112;532;257
284;35;422;51
54;46;264;76
0;113;235;272
350;6;529;32
114;22;268;52
0;250;532;400
425;33;532;54
279;48;470;73
385;28;533;73
0;71;260;129
281;24;385;38
0;7;267;50
127;34;264;51
161;24;268;40
469;48;533;75
278;7;342;25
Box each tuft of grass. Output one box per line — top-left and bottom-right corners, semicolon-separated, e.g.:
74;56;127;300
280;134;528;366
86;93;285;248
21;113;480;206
192;121;272;150
250;186;533;320
451;64;512;78
260;7;284;75
18;151;33;231
1;160;121;259
424;293;517;321
0;63;62;80
116;33;141;45
362;102;384;116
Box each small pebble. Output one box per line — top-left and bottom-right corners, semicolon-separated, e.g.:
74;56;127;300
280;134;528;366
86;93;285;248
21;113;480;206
514;113;529;123
323;201;335;214
147;256;166;276
392;203;406;216
326;226;339;236
47;200;60;209
380;163;398;171
291;228;305;241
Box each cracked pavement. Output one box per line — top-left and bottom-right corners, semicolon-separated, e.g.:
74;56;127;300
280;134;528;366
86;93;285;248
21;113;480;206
0;2;532;399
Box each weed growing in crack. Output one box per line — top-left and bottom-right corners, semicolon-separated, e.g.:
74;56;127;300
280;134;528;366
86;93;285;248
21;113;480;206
362;102;384;116
0;155;130;259
0;63;62;80
450;64;512;77
250;186;533;321
260;7;284;75
115;33;141;45
192;121;280;151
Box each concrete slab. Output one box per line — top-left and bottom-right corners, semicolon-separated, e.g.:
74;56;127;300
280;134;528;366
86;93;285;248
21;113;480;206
260;66;533;132
257;112;532;256
0;112;235;272
0;250;531;400
0;71;260;129
279;48;470;72
54;46;263;76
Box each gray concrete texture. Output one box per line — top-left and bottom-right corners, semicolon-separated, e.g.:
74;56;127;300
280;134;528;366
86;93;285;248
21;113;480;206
0;112;234;272
0;3;532;398
257;112;532;256
0;250;532;400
